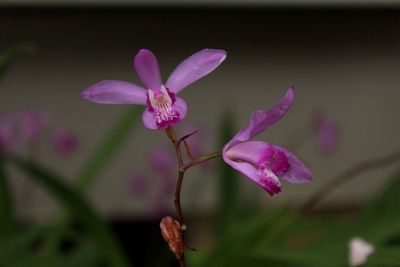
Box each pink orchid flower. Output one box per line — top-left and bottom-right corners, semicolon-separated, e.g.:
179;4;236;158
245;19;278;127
223;87;312;196
81;49;226;130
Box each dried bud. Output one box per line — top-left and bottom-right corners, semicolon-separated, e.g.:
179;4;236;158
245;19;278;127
160;216;184;259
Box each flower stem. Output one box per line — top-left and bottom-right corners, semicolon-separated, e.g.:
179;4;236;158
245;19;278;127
165;127;187;267
301;150;400;213
164;127;222;267
265;150;400;247
174;170;185;226
183;152;222;170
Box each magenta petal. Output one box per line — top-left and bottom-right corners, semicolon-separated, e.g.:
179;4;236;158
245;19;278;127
81;80;147;104
166;49;227;94
274;146;313;184
222;141;281;196
222;151;281;196
225;141;271;166
134;49;162;90
233;87;295;144
258;167;282;196
142;97;187;130
142;108;158;130
174;97;188;122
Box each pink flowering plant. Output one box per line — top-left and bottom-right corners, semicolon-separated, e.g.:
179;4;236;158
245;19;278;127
81;48;313;266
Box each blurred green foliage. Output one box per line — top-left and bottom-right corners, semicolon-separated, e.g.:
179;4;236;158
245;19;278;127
77;106;142;191
188;169;400;267
0;44;36;79
0;80;140;267
8;156;129;267
216;110;239;240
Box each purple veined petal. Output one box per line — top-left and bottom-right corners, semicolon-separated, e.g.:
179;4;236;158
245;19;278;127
142;97;188;130
232;87;295;144
222;142;282;196
134;49;162;90
274;145;312;184
81;80;147;104
166;49;227;94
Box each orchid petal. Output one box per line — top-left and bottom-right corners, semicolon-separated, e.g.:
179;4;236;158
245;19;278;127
232;87;295;145
142;97;187;130
142;109;157;130
225;141;271;166
275;146;312;183
166;49;227;94
134;49;162;90
81;80;147;104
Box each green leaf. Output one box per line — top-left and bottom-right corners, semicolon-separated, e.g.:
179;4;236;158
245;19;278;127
356;169;400;244
362;169;400;218
7;156;130;267
365;247;400;266
0;226;40;260
65;240;101;267
216;110;238;236
0;154;14;235
77;106;142;191
0;43;36;79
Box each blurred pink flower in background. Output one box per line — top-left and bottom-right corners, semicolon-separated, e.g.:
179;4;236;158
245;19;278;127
149;148;174;174
129;173;150;198
0;114;16;152
314;109;340;156
0;110;78;157
129;124;210;217
129;148;175;218
52;129;78;155
20;111;49;145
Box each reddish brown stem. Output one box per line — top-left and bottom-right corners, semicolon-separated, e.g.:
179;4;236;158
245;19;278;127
183;152;222;171
164;127;223;267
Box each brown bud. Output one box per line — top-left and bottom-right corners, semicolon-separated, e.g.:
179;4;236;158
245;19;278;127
160;216;184;259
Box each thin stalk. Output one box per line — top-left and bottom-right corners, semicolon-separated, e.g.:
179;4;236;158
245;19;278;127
164;127;222;267
301;150;400;213
266;150;400;246
183;152;222;170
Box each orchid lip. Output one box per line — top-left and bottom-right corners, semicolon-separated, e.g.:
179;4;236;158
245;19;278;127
226;141;290;176
147;85;180;129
